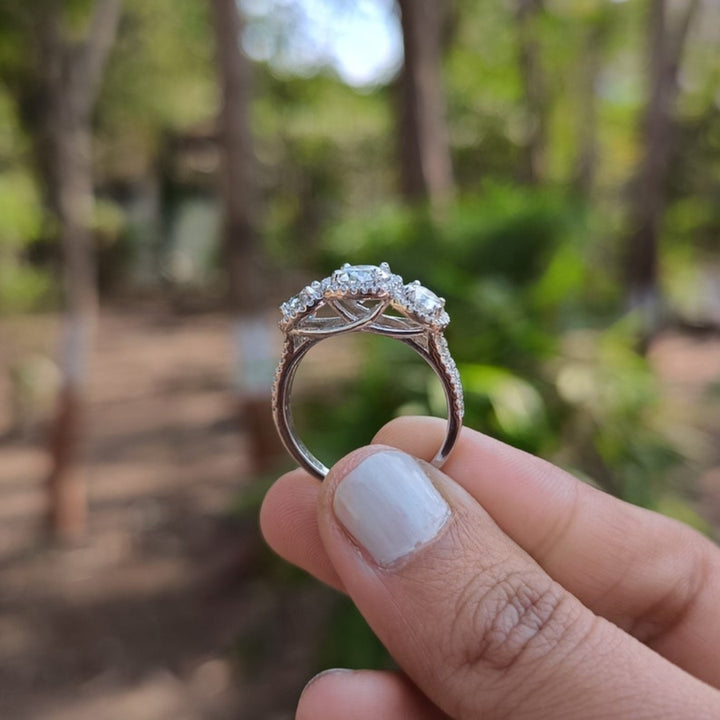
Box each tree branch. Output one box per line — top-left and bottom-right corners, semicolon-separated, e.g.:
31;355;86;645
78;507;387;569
515;0;547;184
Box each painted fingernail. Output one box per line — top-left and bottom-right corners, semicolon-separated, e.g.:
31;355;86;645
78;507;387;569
333;450;451;567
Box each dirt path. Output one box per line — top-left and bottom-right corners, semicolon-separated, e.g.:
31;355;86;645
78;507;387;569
0;310;718;719
0;308;333;720
649;332;720;529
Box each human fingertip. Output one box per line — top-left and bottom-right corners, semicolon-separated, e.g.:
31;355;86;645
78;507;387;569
299;668;354;704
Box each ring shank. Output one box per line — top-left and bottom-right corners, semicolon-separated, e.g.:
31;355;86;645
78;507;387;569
272;331;462;479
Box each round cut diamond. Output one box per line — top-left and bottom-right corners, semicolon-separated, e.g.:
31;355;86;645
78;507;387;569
287;295;304;314
299;284;320;305
406;283;444;317
282;283;323;322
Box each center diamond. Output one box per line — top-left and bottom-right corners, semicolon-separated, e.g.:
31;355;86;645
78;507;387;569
332;264;390;287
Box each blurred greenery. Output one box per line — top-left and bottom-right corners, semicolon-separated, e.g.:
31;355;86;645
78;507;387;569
0;119;49;312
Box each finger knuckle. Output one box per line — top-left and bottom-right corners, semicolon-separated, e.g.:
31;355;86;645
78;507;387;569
628;524;713;645
450;566;575;676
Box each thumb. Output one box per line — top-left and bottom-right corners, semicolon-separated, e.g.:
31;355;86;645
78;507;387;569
317;447;720;720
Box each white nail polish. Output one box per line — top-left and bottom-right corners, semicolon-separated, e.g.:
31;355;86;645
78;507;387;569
333;451;451;567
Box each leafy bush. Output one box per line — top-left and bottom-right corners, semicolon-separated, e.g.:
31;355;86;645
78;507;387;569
0;169;51;314
0;262;51;314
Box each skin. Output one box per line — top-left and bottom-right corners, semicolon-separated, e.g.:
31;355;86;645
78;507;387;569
260;416;720;719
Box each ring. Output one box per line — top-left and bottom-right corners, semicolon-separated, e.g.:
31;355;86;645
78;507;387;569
271;263;464;479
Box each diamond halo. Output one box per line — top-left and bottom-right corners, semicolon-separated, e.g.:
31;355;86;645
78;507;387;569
280;262;450;330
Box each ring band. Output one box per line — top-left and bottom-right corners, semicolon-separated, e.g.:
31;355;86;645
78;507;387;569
271;263;464;479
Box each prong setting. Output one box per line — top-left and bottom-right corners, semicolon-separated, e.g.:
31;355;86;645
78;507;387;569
279;263;450;330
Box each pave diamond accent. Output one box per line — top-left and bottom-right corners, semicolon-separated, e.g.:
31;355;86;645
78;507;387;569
435;334;464;417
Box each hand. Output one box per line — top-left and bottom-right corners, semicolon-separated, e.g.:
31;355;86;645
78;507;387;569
261;417;720;719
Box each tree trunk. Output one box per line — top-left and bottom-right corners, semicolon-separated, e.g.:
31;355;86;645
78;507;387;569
41;0;122;541
624;0;700;343
515;0;548;185
46;117;96;540
397;0;454;208
210;0;281;474
573;11;612;196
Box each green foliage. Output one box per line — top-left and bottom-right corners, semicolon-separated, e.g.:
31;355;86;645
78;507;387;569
96;0;217;170
459;363;548;446
254;70;395;267
321;185;586;374
317;596;392;671
0;169;42;250
552;322;682;505
0;88;26;159
297;335;429;467
0;262;51;314
323;184;577;285
0;160;50;314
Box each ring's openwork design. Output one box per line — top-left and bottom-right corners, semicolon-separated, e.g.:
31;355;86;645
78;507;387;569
271;263;464;479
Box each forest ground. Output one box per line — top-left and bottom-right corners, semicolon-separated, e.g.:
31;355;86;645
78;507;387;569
0;306;718;719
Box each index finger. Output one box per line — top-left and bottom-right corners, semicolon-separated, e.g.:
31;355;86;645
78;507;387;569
375;416;720;687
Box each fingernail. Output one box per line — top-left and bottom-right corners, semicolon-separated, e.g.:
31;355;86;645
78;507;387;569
300;668;353;699
333;451;451;567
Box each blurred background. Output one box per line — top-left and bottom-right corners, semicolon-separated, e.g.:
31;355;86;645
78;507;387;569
0;0;719;717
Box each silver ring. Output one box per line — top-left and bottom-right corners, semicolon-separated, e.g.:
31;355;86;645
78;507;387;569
271;263;464;479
